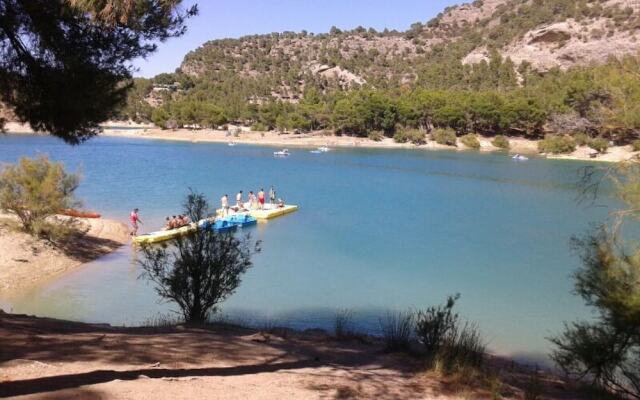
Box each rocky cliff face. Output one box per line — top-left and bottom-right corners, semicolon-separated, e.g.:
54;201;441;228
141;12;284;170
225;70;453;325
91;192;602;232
450;0;640;71
172;0;640;103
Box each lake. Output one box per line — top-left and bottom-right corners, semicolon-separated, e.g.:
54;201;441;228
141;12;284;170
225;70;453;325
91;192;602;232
0;134;616;364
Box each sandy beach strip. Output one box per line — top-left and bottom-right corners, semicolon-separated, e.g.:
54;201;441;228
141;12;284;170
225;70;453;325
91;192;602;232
5;121;638;162
0;215;129;293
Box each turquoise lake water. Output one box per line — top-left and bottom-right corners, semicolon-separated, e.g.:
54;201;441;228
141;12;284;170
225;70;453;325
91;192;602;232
0;134;616;364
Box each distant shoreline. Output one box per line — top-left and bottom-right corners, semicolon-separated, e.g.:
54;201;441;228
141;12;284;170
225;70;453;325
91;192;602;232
5;121;638;163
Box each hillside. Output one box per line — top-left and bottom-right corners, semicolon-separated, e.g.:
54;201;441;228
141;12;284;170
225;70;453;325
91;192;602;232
178;0;640;88
118;0;640;146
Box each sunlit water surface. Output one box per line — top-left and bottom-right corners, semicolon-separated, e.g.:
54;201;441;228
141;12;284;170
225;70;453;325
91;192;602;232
0;134;618;364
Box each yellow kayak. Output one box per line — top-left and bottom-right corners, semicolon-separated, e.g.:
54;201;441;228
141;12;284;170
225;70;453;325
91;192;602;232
217;204;298;220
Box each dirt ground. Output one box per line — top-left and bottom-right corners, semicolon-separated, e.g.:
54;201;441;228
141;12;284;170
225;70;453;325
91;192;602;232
0;216;129;292
0;312;599;400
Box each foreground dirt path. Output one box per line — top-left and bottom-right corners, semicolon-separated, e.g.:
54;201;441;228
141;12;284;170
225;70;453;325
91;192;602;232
0;216;129;292
0;312;597;400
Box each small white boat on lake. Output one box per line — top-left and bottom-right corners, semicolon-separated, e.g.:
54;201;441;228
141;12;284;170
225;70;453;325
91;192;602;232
228;142;237;147
512;154;528;161
274;149;290;157
317;146;330;152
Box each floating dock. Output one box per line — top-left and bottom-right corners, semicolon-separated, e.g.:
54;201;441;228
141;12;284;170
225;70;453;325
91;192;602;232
132;222;200;245
217;204;298;220
132;215;258;245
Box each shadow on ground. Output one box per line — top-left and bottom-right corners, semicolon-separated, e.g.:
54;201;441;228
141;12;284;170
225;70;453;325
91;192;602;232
0;313;601;399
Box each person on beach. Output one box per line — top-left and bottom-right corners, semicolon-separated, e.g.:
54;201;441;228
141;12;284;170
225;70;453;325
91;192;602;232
236;191;243;209
129;208;142;236
221;194;229;216
258;188;265;210
269;186;276;204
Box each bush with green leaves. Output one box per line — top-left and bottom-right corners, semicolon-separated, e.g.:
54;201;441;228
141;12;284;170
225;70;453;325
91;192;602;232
491;135;510;149
415;294;460;354
460;134;480;150
251;122;268;132
415;294;486;373
394;129;426;145
432;128;457;146
588;137;609;153
368;131;384;142
139;191;261;323
632;139;640;152
551;164;640;399
573;132;591;146
0;155;80;239
538;135;577;154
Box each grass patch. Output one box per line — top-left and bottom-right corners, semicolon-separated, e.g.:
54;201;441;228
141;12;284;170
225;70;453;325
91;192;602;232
379;311;414;352
334;308;356;339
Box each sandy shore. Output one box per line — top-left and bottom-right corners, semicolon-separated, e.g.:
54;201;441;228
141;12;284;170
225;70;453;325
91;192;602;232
101;126;638;163
0;312;596;400
5;121;638;162
0;215;129;293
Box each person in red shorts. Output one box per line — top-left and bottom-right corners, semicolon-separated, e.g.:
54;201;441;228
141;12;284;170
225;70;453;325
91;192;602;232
257;189;265;210
129;208;143;236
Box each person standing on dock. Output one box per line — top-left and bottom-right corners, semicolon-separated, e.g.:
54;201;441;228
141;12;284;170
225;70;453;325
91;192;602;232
236;190;244;209
269;186;276;205
221;194;229;216
248;191;257;209
258;188;265;210
129;208;142;236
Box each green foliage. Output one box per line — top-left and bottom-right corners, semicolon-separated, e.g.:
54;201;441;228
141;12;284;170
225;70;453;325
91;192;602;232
394;129;426;145
633;139;640;152
551;227;640;398
588;137;609;153
434;322;485;374
114;4;640;145
491;135;510;149
251;122;268;132
552;164;640;399
0;0;195;143
0;155;80;237
538;135;576;154
432;128;457;146
415;294;460;354
460;134;480;150
368;131;384;142
573;132;590;146
139;191;261;323
415;294;486;374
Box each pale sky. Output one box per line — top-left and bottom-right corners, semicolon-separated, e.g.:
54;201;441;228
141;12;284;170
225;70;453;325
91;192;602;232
132;0;461;78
